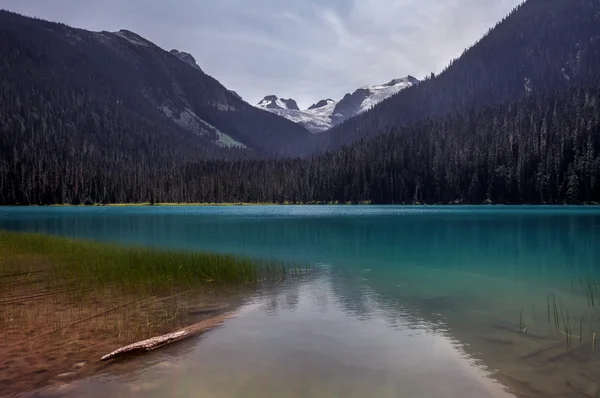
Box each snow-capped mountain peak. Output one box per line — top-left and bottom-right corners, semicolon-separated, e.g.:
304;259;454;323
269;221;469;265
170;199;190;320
256;75;418;133
256;96;333;133
257;95;300;111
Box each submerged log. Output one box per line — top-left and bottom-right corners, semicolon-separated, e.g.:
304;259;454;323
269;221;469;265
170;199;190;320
100;313;234;361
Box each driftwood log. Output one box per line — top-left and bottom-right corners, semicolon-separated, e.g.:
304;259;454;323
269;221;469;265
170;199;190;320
100;313;234;361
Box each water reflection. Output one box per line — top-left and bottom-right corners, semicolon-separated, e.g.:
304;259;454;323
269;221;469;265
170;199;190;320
31;269;513;398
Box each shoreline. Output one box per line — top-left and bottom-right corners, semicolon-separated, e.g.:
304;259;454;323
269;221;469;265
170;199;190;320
0;201;599;207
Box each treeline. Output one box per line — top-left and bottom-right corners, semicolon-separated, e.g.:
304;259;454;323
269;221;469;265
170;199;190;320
2;82;599;205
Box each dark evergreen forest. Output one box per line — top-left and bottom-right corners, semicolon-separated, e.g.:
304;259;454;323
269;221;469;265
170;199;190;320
2;82;599;205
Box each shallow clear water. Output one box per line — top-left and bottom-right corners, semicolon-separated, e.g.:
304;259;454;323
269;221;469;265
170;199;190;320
3;206;600;397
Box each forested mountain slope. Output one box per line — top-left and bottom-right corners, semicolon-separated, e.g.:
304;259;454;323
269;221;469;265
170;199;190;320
319;0;600;151
0;11;312;160
4;80;599;205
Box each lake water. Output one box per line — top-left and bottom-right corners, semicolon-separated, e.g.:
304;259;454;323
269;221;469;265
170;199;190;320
2;205;600;398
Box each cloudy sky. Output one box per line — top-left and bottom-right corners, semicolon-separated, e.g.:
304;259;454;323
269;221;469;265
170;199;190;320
3;0;522;108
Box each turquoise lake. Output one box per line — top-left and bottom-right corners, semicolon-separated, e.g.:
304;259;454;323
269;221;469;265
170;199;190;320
2;205;600;398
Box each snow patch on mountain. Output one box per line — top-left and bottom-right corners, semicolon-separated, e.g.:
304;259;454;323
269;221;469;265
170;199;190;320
264;108;334;134
303;99;337;130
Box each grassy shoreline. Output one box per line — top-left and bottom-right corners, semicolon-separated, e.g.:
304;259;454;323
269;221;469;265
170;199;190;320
0;230;302;395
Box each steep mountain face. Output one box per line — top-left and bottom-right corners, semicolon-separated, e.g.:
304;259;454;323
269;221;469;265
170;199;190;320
256;77;418;133
320;0;600;151
0;11;312;161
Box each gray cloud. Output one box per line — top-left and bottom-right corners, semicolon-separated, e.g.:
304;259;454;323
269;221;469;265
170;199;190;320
2;0;522;108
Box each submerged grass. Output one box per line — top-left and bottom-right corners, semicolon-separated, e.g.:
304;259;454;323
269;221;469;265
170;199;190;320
518;277;600;353
0;230;299;294
0;230;311;393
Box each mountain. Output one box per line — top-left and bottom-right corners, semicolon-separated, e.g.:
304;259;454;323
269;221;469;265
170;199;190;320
0;11;312;162
320;0;600;151
256;95;337;134
257;77;418;133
